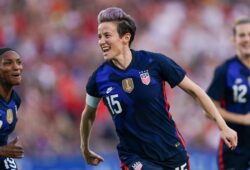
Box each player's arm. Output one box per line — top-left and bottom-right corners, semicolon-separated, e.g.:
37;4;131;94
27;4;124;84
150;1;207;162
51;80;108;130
178;75;238;149
210;100;250;125
0;137;24;158
80;94;104;165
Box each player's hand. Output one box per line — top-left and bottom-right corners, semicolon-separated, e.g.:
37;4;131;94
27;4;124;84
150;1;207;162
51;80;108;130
0;137;24;159
220;126;238;150
81;148;104;166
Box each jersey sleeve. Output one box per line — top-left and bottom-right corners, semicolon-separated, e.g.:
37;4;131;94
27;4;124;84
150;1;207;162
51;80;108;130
157;54;186;88
13;91;21;109
86;71;101;98
86;94;101;108
207;64;227;101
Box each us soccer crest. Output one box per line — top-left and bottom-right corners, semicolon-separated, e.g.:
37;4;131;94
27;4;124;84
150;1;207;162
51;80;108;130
122;78;134;93
6;109;14;124
139;70;150;85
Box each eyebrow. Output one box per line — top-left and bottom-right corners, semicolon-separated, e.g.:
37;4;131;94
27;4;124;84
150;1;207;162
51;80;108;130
3;57;21;61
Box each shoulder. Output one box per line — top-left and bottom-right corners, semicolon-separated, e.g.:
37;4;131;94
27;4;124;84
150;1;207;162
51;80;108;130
12;90;21;108
89;61;111;78
93;61;109;72
132;49;172;63
222;56;237;67
132;49;166;57
86;61;110;93
214;56;236;74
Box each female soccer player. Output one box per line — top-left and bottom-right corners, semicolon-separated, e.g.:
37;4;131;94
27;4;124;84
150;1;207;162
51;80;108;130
80;7;238;170
207;17;250;170
0;48;24;170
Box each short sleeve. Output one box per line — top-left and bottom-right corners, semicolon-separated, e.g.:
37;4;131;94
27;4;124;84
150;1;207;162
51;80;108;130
157;54;186;88
86;94;101;108
86;71;101;98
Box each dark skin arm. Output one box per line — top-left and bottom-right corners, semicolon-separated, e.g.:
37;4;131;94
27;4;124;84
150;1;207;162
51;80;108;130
0;137;24;159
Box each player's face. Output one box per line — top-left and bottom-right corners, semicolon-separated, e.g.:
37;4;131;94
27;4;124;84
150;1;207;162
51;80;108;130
233;23;250;58
0;51;23;86
98;22;126;60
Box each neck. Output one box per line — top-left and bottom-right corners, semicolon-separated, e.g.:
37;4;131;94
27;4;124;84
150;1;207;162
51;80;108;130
0;84;13;102
112;48;132;70
238;54;250;69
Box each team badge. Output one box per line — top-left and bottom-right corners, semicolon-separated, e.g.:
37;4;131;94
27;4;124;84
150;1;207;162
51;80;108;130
6;109;13;124
122;78;134;93
139;70;150;85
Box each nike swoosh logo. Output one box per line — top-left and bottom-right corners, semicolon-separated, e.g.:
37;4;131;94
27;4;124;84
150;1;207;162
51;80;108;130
106;87;113;94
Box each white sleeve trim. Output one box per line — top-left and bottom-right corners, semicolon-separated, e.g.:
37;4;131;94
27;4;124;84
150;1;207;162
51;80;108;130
86;94;101;108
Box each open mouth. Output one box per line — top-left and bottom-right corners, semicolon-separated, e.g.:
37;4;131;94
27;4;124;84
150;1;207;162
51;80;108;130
101;46;111;53
11;73;21;78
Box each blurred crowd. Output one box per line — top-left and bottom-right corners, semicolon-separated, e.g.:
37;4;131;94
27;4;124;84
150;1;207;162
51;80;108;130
1;0;249;157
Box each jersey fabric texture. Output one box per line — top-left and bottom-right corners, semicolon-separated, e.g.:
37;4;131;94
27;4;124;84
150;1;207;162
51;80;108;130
207;56;250;170
0;91;21;170
0;91;21;146
86;49;188;167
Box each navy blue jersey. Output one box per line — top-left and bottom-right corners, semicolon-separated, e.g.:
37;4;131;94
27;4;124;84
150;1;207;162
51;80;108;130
207;56;250;149
86;50;188;163
0;91;21;146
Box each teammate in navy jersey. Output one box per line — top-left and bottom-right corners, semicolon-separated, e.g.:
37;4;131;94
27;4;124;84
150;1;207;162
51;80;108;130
80;7;238;170
207;17;250;170
0;48;24;170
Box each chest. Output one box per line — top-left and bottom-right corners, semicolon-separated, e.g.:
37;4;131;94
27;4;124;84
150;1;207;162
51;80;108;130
100;67;162;95
96;68;164;115
226;63;250;104
0;102;18;134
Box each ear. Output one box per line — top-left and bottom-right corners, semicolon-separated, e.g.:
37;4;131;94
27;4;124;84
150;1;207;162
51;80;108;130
123;33;131;44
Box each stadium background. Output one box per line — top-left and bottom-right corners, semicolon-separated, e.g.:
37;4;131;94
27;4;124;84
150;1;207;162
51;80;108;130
1;0;249;169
